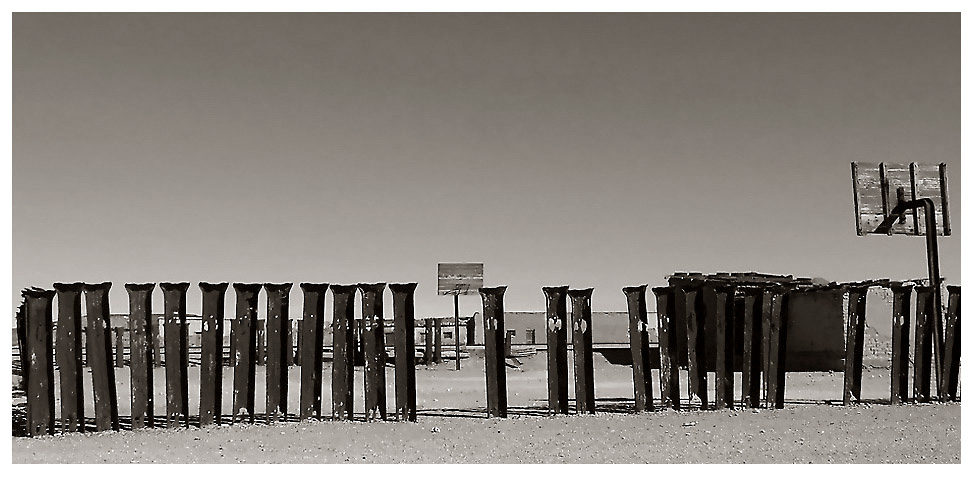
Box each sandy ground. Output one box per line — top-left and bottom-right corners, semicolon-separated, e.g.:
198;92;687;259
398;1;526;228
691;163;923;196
11;350;961;463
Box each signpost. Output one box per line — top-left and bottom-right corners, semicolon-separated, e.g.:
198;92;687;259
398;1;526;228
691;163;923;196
438;263;483;370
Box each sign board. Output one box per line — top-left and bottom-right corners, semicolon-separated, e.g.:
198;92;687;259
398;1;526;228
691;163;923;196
437;263;483;295
851;162;951;236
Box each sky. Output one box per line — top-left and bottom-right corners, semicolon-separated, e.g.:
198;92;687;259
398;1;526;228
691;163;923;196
11;13;961;320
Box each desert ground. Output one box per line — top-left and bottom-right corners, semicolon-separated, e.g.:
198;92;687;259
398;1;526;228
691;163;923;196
11;350;960;464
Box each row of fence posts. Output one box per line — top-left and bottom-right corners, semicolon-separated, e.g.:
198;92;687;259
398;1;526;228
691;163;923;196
17;282;424;437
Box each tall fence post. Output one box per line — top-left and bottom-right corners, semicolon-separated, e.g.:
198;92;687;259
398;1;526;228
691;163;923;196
624;285;654;412
652;286;680;410
683;282;707;410
706;283;735;410
433;318;444;363
21;288;56;437
264;283;292;423
543;286;570;414
114;328;125;368
54;282;85;433
424;318;434;364
331;285;357;421
358;283;388;421
299;283;329;421
843;286;868;405
739;286;764;408
83;282;119;431
913;285;936;403
161;282;190;428
942;285;961;401
390;283;419;422
668;277;691;368
231;283;261;424
125;283;156;429
480;286;508;418
569;288;595;414
199;282;228;426
765;287;790;409
889;282;913;404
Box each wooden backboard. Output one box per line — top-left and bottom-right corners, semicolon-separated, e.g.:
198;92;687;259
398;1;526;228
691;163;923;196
851;162;951;236
437;263;484;295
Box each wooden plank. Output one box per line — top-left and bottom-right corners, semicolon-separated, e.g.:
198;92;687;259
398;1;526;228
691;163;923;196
939;163;951;235
570;288;595;414
231;283;261;424
889;283;912;404
843;287;868;405
913;286;935;403
199;282;228;426
624;285;654;412
114;328;125;368
652;287;680;410
161;282;190;428
391;283;418;422
543;286;570;414
54;283;85;433
331;285;357;421
683;284;707;410
83;282;119;432
125;283;155;430
359;283;387;421
433;318;443;363
264;283;292;423
708;284;735;410
851;162;863;235
481;286;508;418
739;288;763;408
764;287;788;409
424;318;434;364
942;285;961;401
299;283;328;420
23;289;57;437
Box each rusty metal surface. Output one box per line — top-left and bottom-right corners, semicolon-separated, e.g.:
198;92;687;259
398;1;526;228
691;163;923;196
652;286;680;410
263;283;292;423
764;287;789;409
298;283;329;420
437;263;484;295
889;283;913;404
358;283;387;421
199;282;228;426
480;286;508;418
331;285;357;421
667;277;690;368
739;287;764;408
569;288;595;414
624;285;654;412
942;285;961;401
390;283;419;422
705;283;735;410
161;282;190;428
913;286;935;403
22;288;56;437
683;283;707;409
54;283;85;433
114;328;124;368
424;318;434;364
125;283;156;429
83;282;119;431
231;283;261;424
852;162;950;236
843;287;868;405
543;286;570;414
433;318;443;363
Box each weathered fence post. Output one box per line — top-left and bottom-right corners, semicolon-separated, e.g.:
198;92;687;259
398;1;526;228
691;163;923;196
683;282;708;410
83;282;119;431
264;283;292;423
569;288;595;414
652;286;680;410
889;282;913;404
705;283;735;410
424;318;434;364
199;282;228;426
624;285;654;412
161;282;190;428
942;285;960;402
480;286;508;418
765;287;789;409
390;283;418;422
21;288;56;437
358;283;388;421
433;318;444;363
256;322;266;366
668;277;691;368
331;285;357;420
54;282;85;432
299;283;329;420
843;286;868;405
739;286;764;408
114;328;125;368
231;283;261;424
543;286;570;414
913;285;936;403
125;283;156;429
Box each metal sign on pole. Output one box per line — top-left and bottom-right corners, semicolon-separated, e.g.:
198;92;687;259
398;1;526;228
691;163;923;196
438;263;483;371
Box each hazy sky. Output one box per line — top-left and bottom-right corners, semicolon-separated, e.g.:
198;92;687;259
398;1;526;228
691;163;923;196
12;13;961;319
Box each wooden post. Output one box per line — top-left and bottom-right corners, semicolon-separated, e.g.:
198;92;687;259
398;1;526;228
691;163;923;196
331;285;357;420
668;277;691;368
433;318;443;363
543;286;570;414
706;283;735;410
765;287;789;409
199;282;228;426
358;283;387;421
299;283;329;420
390;283;418;422
294;320;302;367
480;286;508;418
739;286;764;408
256;321;266;366
114;328;125;368
890;282;913;404
683;282;707;410
264;283;292;423
21;288;57;437
161;282;190;428
843;286;868;405
652;286;680;410
83;282;119;431
151;317;162;367
942;285;961;401
624;285;654;412
125;283;156;429
913;285;935;403
231;283;261;424
424;318;434;364
569;288;595;414
54;283;85;433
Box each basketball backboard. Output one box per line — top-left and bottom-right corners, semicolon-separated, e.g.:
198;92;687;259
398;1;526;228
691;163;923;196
437;263;484;295
851;162;951;236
